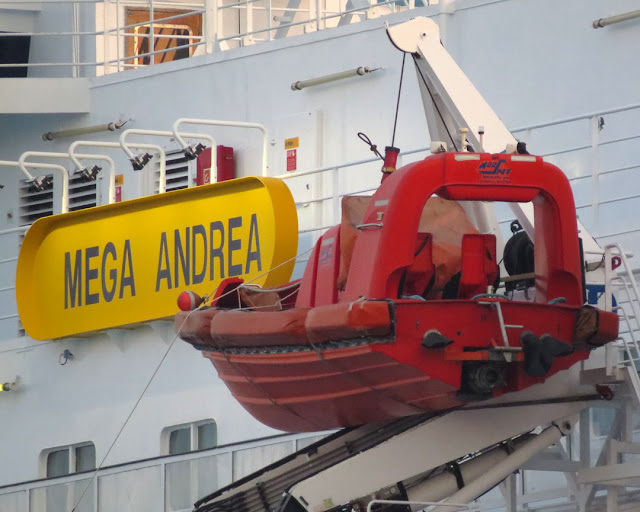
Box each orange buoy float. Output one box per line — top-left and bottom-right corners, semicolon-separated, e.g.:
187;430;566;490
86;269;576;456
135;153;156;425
177;290;202;311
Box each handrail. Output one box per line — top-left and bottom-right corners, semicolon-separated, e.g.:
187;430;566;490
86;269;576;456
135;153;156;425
19;150;115;204
68;140;166;198
119;128;216;186
275;145;428;180
216;0;410;43
605;244;640;322
171;118;267;176
601;244;640;386
6;1;640;79
511;103;640;133
0;226;31;236
0;429;324;509
0;0;423;77
0;160;69;213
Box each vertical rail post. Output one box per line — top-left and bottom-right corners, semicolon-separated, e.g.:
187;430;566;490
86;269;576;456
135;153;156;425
72;2;80;77
241;0;253;45
504;473;517;512
579;408;591;470
149;0;155;65
315;0;322;31
603;245;619;377
204;0;216;52
590;115;601;229
312;173;321;234
103;0;111;75
604;246;614;312
606;435;619;512
94;473;99;512
332;166;340;225
116;0;122;72
160;461;167;510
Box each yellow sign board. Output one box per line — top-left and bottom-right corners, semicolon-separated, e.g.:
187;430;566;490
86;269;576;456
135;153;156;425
16;177;298;340
284;137;299;149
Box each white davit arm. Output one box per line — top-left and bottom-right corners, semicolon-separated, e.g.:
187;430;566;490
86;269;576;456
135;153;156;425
387;17;514;155
386;17;603;265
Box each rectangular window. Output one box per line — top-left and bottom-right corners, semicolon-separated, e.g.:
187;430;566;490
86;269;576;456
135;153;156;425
197;422;217;450
43;442;96;478
75;443;96;472
169;426;191;455
125;8;202;68
46;449;70;478
164;419;217;455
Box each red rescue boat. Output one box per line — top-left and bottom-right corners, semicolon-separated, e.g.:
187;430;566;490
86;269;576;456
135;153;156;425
176;152;619;432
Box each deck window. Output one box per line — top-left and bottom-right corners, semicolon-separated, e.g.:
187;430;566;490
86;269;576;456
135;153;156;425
164;419;217;455
42;442;96;478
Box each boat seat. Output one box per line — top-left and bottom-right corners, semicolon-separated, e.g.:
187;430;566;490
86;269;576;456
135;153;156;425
401;232;435;298
457;234;499;299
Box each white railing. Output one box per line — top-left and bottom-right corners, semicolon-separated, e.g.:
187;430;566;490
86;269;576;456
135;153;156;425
510;103;640;246
273;102;640;246
0;431;326;512
276;145;430;236
0;225;31;337
0;0;437;77
602;245;640;394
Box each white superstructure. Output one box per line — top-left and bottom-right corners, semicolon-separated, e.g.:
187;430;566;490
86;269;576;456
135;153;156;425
0;1;640;511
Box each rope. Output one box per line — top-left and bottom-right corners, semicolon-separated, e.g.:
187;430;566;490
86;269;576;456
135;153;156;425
71;311;195;511
391;52;406;147
357;132;383;160
203;246;314;307
239;280;302;294
71;243;316;511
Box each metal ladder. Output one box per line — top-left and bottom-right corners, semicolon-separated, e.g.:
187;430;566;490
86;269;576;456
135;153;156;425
603;243;640;407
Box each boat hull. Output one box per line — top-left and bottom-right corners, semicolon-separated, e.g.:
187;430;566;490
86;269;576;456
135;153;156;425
178;298;617;431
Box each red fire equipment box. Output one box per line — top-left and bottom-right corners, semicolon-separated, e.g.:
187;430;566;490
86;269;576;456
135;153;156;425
196;146;235;185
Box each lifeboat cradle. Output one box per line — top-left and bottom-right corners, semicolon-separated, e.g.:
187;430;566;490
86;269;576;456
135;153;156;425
177;151;620;434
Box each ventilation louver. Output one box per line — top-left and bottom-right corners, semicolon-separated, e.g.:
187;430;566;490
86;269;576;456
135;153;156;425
68;173;98;212
156;149;195;193
18;175;54;226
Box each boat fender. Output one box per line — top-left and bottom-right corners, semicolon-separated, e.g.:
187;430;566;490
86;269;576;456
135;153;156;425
421;329;453;349
521;331;572;377
503;225;534;293
540;334;574;358
573;305;619;347
177;290;203;311
521;331;549;377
